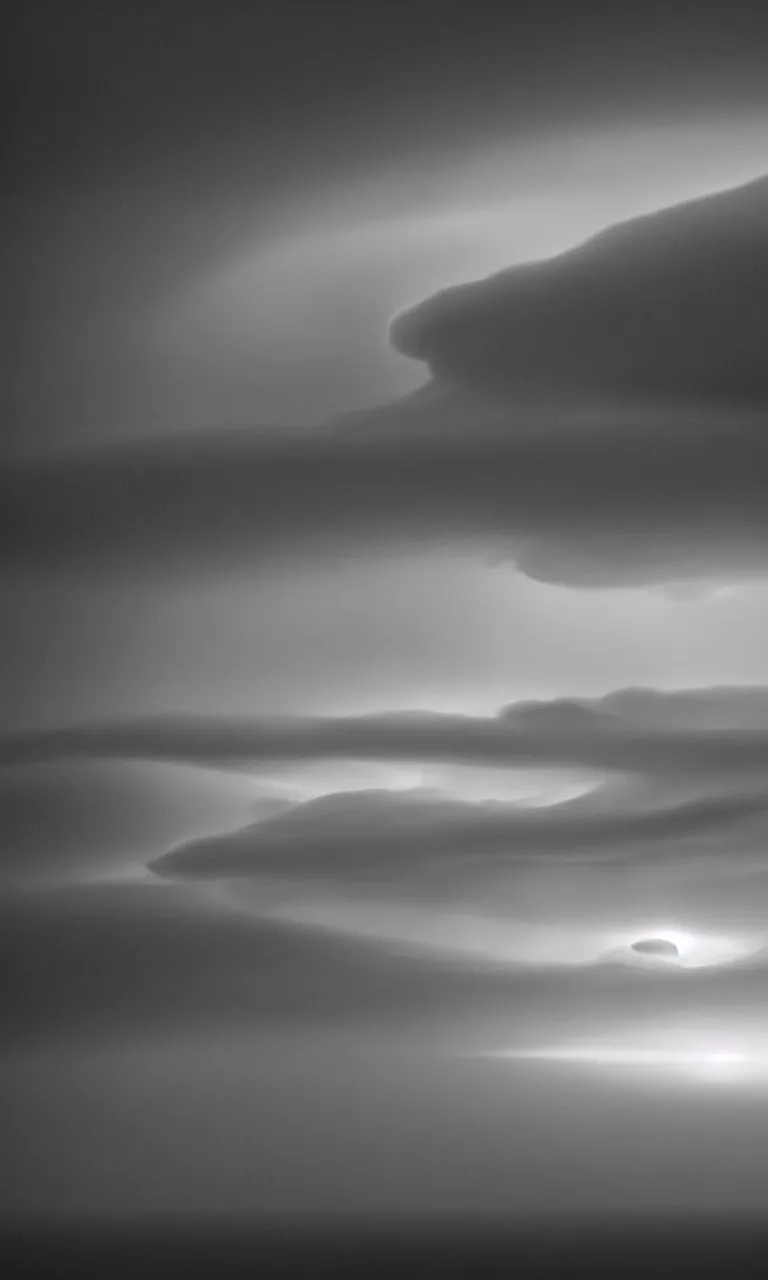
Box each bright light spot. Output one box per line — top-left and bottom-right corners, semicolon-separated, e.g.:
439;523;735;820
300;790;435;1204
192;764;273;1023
601;924;757;970
253;760;599;807
692;1051;753;1082
701;1051;749;1065
652;929;696;957
479;1039;767;1084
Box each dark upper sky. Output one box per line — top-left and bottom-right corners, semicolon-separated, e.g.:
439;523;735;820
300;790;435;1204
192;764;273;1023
9;1;768;185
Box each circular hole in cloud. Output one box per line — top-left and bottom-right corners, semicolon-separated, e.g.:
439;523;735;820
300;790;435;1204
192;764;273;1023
630;937;681;958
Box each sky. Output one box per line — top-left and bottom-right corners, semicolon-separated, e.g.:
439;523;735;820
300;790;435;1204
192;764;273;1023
4;0;768;1241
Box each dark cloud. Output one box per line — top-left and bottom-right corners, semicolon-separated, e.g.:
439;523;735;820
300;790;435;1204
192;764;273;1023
3;399;766;592
3;182;768;588
4;686;768;777
123;687;765;886
0;708;766;1052
2;687;766;892
390;173;768;405
148;783;768;883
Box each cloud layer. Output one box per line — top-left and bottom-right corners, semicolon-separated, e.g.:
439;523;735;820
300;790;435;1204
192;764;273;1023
2;406;767;589
2;176;768;589
3;685;766;895
4;686;768;778
2;686;768;1052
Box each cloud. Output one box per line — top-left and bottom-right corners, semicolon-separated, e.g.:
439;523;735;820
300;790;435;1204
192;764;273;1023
3;178;768;590
114;688;764;927
146;782;768;885
3;687;767;899
390;172;768;405
2;404;766;590
3;686;768;777
3;686;768;1050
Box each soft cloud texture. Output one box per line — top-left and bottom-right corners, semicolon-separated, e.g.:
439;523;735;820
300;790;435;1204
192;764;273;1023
7;4;768;1234
4;177;768;591
4;688;766;973
5;685;768;774
391;173;768;404
2;402;767;589
146;784;768;884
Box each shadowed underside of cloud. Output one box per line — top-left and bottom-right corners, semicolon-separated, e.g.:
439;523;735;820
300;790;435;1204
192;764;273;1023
390;172;768;405
2;177;768;588
134;681;767;890
2;880;767;1052
2;410;766;589
2;689;768;1050
1;687;766;888
3;686;768;776
145;785;768;887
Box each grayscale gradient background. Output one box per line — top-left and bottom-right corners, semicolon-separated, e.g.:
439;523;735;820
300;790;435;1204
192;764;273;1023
4;1;768;1272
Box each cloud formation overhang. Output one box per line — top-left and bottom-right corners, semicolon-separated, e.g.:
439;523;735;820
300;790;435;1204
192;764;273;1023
390;172;768;404
2;174;768;589
145;785;768;883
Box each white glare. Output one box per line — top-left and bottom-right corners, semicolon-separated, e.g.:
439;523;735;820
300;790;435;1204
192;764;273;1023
482;1044;763;1083
602;925;757;969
